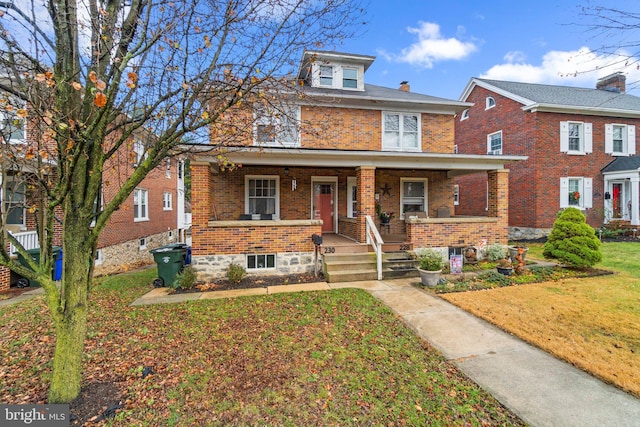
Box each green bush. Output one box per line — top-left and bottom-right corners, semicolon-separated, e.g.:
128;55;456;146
227;263;247;284
543;208;602;268
172;265;197;290
484;243;506;261
417;249;444;271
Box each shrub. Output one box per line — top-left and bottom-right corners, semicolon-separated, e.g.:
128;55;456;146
484;243;506;261
417;249;444;271
227;263;247;284
543;208;602;268
172;265;197;290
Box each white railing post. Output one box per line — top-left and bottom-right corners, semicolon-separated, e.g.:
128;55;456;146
8;230;40;254
365;215;384;280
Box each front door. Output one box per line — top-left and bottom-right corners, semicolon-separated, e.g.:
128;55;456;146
611;181;629;220
313;183;335;233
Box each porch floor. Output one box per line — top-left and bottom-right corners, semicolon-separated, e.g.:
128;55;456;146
321;233;409;254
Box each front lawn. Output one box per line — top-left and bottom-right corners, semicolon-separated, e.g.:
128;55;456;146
441;241;640;398
0;268;524;426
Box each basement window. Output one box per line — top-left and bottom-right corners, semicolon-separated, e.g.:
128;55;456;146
247;254;276;270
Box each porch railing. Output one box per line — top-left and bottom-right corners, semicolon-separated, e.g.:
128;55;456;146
365;215;384;280
9;230;39;254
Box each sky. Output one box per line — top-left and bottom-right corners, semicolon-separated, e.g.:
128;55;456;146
331;0;640;100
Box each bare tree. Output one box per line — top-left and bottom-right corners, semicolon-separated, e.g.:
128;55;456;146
0;0;365;403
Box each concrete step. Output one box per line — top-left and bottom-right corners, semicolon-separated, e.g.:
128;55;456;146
323;251;419;283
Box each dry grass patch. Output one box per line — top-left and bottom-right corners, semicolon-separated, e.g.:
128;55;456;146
441;242;640;398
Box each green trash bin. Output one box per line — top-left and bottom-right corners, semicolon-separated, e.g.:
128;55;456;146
150;245;188;287
16;246;62;288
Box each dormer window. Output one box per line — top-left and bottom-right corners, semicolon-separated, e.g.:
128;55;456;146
319;65;333;86
342;67;358;89
486;96;496;110
312;63;363;90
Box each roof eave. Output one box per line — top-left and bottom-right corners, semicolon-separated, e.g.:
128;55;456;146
523;103;640;118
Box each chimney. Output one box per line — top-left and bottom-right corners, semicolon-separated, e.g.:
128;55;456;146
399;81;410;92
596;72;626;93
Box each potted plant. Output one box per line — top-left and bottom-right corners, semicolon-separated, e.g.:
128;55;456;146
496;257;513;275
416;249;444;287
375;202;394;224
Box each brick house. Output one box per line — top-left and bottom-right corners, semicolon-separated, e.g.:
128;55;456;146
189;51;524;282
0;106;188;291
455;73;640;239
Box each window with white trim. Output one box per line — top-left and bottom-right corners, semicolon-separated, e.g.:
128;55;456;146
3;178;26;227
0;110;26;144
486;96;496;110
133;141;147;166
383;112;420;151
560;177;593;209
342;67;358;89
487;131;502;154
460;109;469;121
246;176;279;216
133;188;149;221
453;184;460;206
400;178;427;218
605;124;636;156
94;249;104;265
319;65;333;86
255;106;299;147
560;121;592;154
247;253;276;270
163;192;173;210
165;158;171;178
347;177;357;218
139;237;147;250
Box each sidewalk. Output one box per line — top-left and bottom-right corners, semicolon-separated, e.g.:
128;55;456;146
132;278;640;427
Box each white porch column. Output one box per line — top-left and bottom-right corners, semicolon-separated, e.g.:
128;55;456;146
631;176;640;226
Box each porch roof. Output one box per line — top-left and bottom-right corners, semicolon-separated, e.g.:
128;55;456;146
196;147;527;177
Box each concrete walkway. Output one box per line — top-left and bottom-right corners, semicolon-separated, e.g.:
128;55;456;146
131;278;640;427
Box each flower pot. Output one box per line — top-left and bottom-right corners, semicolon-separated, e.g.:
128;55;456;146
497;266;513;276
509;246;528;263
418;268;442;288
380;217;391;224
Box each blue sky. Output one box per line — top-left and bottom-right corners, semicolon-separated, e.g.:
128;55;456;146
333;0;640;100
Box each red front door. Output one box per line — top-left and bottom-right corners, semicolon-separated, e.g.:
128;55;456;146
314;183;334;233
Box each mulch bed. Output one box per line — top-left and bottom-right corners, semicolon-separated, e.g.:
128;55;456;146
173;272;325;294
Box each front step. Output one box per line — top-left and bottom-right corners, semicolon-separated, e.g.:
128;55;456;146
323;251;419;283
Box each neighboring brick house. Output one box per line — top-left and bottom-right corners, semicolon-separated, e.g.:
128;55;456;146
455;73;640;240
190;51;524;281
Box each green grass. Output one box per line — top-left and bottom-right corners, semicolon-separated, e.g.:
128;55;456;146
0;267;524;426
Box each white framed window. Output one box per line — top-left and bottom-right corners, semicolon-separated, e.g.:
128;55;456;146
486;96;496;110
163;191;173;210
247;253;276;270
605;124;636;156
3;178;26;227
133;188;149;221
400;178;427;218
0;110;26;144
133;141;147;166
560;177;593;209
382;112;420;151
319;65;333;86
453;184;460;206
254;106;299;147
347;177;357;218
165;158;171;178
487;131;502;155
342;67;358;89
460;109;469;121
94;249;104;265
139;237;147;250
560;121;592;155
245;175;279;216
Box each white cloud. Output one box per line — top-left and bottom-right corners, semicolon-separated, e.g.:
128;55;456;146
381;21;478;68
481;47;640;92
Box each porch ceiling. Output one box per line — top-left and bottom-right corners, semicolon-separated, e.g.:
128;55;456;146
195;148;527;177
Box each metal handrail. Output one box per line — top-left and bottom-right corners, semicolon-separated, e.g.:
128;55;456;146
365;215;384;280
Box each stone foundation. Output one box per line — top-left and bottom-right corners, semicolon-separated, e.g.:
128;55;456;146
509;227;551;241
192;251;317;282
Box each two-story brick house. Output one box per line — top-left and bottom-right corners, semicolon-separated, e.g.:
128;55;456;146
455;73;640;239
190;51;524;282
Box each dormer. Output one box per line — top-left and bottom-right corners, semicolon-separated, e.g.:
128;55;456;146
297;50;375;91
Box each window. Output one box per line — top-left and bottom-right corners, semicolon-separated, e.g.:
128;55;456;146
139;237;147;250
319;65;333;86
165;158;171;178
383;112;420;150
460;109;469;121
177;160;184;179
347;177;357;218
133;188;149;221
247;254;276;270
342;67;358;89
560;177;592;209
486;96;496;109
487;131;502;154
560;121;592;154
400;178;427;218
453;184;460;206
163;192;172;210
94;249;104;265
605;124;636;156
255;106;299;147
246;176;279;216
133;141;147;166
0;104;26;144
3;179;26;226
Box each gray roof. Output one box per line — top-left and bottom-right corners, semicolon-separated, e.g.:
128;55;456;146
601;156;640;173
476;78;640;112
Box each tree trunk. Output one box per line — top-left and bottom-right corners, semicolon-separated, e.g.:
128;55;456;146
47;215;94;403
